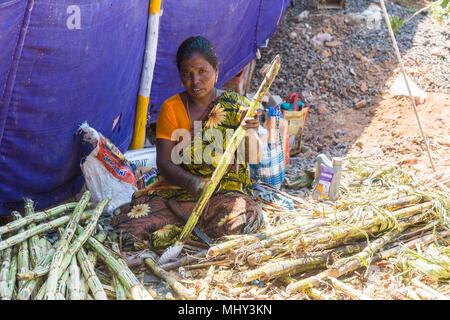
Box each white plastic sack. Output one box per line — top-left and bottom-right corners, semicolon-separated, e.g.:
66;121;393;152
78;123;137;215
390;74;427;104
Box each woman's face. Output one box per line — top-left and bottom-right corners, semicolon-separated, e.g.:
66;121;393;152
179;52;218;102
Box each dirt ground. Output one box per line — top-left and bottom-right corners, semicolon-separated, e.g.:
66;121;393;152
304;90;450;175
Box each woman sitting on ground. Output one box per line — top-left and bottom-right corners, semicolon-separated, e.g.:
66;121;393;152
113;36;265;248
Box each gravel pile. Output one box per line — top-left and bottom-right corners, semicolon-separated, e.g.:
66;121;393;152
250;0;449;196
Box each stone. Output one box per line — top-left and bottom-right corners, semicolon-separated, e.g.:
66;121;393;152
317;104;327;115
289;32;297;40
354;100;367;109
325;40;342;48
320;50;333;58
267;94;283;108
360;82;368;92
305;69;314;80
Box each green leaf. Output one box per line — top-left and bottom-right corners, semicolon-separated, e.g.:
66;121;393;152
441;0;449;9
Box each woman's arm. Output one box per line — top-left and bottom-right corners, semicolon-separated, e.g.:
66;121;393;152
156;138;205;196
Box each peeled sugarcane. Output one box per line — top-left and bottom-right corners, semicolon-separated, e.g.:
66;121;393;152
240;242;368;283
68;256;82;300
44;191;91;300
159;55;281;264
327;276;374;300
86;235;153;300
76;247;107;300
56;269;69;300
0;202;78;236
110;242;126;300
144;257;196;300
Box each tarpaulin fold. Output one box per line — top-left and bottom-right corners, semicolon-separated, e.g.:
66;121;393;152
0;0;287;214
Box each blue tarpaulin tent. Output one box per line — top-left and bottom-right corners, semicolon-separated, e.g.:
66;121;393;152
0;0;288;214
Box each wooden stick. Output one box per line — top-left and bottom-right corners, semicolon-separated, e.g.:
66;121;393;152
379;0;436;171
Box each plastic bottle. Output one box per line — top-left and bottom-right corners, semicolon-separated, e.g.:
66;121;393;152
312;154;343;202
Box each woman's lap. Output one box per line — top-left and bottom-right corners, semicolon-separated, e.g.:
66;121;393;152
111;192;264;242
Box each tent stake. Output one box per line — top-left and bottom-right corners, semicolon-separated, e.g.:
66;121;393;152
379;0;436;172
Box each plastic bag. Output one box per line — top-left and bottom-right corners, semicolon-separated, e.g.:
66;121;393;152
78;122;137;214
390;74;427;104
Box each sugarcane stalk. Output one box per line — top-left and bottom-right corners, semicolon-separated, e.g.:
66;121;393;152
160;250;208;271
286;227;449;295
328;276;374;300
6;246;18;300
305;288;338;300
286;269;330;294
24;198;43;268
86;229;108;266
0;202;78;236
206;220;319;258
34;280;46;300
170;55;281;254
414;287;438;300
407;289;422;300
329;213;430;278
77;247;107;300
16;247;56;300
411;279;449;300
11;212;30;291
0;247;12;299
207;195;424;258
86;235;152;300
44;191;91;300
67;256;82;300
241;242;367;283
144;257;196;300
197;266;215;300
110;242;127;300
80;274;89;300
0;208;95;252
56;269;69;300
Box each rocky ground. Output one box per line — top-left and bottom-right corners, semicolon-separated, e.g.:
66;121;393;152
250;0;450;197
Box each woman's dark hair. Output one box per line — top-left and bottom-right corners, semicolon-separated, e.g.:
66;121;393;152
176;36;218;71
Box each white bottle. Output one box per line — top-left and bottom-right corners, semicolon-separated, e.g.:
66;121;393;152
312;154;342;202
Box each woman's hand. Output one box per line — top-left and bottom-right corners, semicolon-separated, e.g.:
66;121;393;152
185;175;207;197
240;108;261;131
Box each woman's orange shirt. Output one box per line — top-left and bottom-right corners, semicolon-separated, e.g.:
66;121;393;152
156;94;191;141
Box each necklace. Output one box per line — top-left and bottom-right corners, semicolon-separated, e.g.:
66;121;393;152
185;88;217;127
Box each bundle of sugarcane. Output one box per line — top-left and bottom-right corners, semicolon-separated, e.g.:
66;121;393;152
171;157;449;300
0;192;153;300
